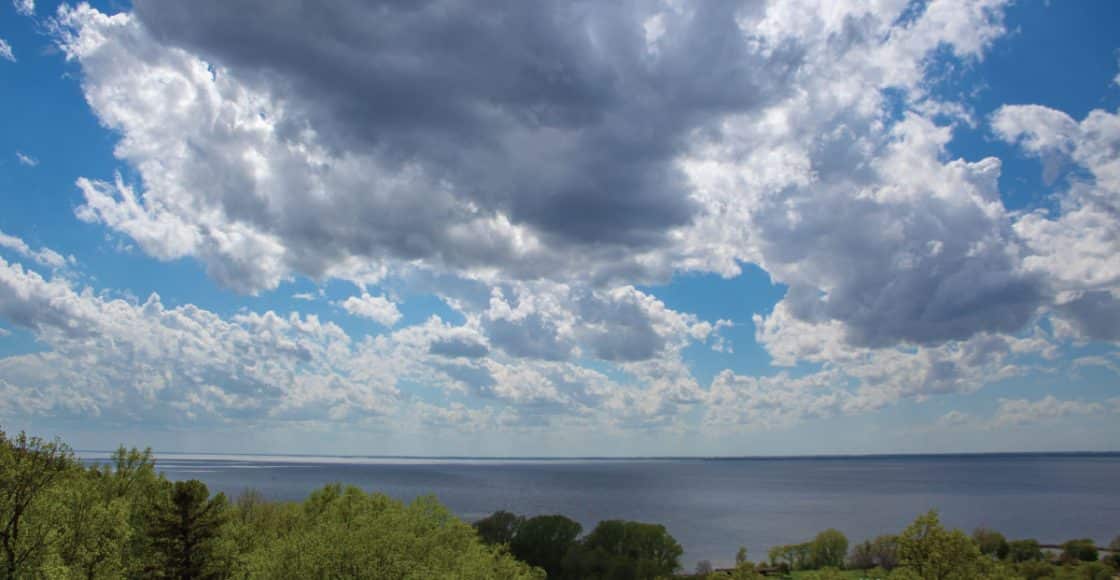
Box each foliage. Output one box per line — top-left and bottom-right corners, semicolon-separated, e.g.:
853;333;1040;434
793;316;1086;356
475;509;524;546
0;429;76;578
848;535;899;570
569;519;683;579
810;529;848;569
1060;539;1098;563
146;479;230;579
896;510;990;580
245;485;540;579
509;514;582;578
1009;539;1045;563
974;527;1011;560
769;542;812;570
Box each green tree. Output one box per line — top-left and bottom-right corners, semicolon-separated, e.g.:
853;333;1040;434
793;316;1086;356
147;479;230;579
475;510;525;546
810;528;848;569
973;527;1010;560
1015;559;1056;579
1009;539;1045;563
1107;535;1120;567
1060;539;1098;563
510;514;582;578
896;510;988;580
768;542;811;571
0;429;75;578
55;469;132;579
571;519;683;579
245;486;539;579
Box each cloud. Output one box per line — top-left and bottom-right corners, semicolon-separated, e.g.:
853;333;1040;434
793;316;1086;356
939;410;972;427
15;152;37;167
0;38;14;62
19;0;1120;438
12;0;33;16
993;105;1120;342
991;395;1112;427
0;253;400;422
0;229;70;269
338;292;402;327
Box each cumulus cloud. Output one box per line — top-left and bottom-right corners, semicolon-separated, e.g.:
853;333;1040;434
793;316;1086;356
14;0;1119;437
0;38;14;62
338;292;402;327
15;152;37;167
993;105;1120;342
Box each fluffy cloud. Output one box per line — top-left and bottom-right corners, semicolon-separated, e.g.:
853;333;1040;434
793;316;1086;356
15;152;37;167
994;105;1120;341
338;293;402;327
0;230;69;269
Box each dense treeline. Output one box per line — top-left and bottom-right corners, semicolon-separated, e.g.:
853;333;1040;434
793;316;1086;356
473;510;683;579
2;428;1118;579
676;512;1120;579
0;429;538;579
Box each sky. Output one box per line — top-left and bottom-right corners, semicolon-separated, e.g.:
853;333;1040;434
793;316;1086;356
0;0;1118;456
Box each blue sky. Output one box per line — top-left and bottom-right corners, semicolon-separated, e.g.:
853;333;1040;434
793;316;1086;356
1;0;1118;456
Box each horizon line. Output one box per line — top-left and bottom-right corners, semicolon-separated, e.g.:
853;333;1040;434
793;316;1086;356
73;449;1120;462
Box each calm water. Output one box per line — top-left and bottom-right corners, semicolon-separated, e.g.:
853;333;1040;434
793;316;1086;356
80;453;1120;568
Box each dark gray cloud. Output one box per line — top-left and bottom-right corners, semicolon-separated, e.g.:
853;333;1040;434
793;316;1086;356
131;0;792;251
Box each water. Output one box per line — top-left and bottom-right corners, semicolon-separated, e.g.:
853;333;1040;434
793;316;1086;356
79;452;1120;569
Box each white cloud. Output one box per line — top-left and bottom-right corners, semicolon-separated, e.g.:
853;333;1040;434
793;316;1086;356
12;0;33;16
15;152;37;167
338;293;401;327
991;395;1111;427
939;410;972;427
994;105;1120;341
0;229;70;269
0;38;14;62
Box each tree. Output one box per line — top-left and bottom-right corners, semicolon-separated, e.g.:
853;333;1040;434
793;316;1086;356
146;479;230;579
849;540;876;569
475;510;524;546
973;527;1010;560
1009;539;1045;563
509;514;582;578
1060;539;1098;563
768;542;811;570
245;487;540;579
810;528;848;569
896;510;988;580
573;519;683;579
695;560;713;575
0;429;75;578
1108;535;1120;567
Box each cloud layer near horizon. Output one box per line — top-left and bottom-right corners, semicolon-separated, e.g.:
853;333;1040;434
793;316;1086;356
0;0;1117;444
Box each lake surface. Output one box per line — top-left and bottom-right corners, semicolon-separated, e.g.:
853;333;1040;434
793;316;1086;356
79;452;1120;569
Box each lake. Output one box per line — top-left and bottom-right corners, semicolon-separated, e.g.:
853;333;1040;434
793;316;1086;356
79;452;1120;569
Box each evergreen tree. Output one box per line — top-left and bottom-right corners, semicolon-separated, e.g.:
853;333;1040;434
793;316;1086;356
147;479;229;579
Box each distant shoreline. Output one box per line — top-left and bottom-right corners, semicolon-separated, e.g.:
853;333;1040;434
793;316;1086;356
74;449;1120;464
